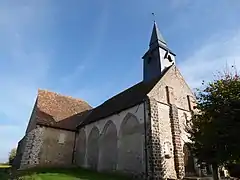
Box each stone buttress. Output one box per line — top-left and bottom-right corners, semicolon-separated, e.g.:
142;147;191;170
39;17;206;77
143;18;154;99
167;86;185;179
146;97;168;180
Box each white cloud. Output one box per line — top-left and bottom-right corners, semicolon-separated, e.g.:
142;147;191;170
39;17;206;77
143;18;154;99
179;29;240;89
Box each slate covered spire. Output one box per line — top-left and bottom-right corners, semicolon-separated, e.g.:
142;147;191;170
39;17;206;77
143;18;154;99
149;21;167;47
142;21;176;82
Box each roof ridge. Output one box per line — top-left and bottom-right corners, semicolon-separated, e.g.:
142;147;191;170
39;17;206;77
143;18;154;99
80;65;173;126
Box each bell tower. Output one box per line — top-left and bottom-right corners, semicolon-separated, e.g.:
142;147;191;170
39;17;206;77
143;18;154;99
142;22;176;82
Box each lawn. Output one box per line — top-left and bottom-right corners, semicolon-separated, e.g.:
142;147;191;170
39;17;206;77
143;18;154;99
0;164;11;168
0;166;11;180
1;167;133;180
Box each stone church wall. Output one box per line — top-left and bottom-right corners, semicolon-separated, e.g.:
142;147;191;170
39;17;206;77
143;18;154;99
39;127;75;167
14;137;27;169
148;66;195;110
147;66;196;179
75;103;146;179
144;97;178;180
178;110;192;146
20;125;75;169
178;107;199;176
157;102;178;179
20;126;45;169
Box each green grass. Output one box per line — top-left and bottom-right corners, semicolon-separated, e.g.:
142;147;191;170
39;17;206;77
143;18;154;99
11;167;133;180
0;166;10;180
0;164;11;168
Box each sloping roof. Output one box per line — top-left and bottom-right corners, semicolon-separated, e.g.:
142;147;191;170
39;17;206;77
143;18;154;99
35;90;92;131
33;65;172;130
36;109;92;131
79;66;172;127
150;21;167;46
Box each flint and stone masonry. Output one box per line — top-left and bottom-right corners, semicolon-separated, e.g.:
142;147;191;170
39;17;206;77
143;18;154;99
167;86;185;179
146;97;167;180
170;104;185;179
20;126;45;169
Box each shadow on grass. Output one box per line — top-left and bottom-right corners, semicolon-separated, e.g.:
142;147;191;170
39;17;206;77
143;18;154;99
14;167;134;180
0;167;10;180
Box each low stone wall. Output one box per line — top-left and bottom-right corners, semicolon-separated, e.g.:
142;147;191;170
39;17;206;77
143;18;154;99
20;126;45;169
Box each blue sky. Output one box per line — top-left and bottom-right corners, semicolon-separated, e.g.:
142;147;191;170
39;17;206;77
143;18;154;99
0;0;240;162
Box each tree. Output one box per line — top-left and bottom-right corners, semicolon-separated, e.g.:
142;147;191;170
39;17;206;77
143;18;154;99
8;148;17;165
188;67;240;180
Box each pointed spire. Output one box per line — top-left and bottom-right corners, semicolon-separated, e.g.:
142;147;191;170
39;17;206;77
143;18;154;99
149;21;167;47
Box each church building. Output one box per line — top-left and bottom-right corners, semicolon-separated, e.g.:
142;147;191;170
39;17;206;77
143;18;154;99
15;22;199;179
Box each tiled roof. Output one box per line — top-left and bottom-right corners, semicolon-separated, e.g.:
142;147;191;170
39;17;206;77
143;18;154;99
36;109;92;131
35;90;92;131
34;66;172;130
79;66;172;127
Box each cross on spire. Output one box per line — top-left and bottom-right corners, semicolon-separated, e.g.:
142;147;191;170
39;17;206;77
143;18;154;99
151;12;156;22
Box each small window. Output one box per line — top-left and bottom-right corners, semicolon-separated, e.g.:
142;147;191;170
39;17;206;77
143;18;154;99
58;133;66;144
163;141;172;158
168;55;173;62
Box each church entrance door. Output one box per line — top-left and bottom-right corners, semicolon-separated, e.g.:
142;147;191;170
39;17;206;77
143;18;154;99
183;144;196;177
